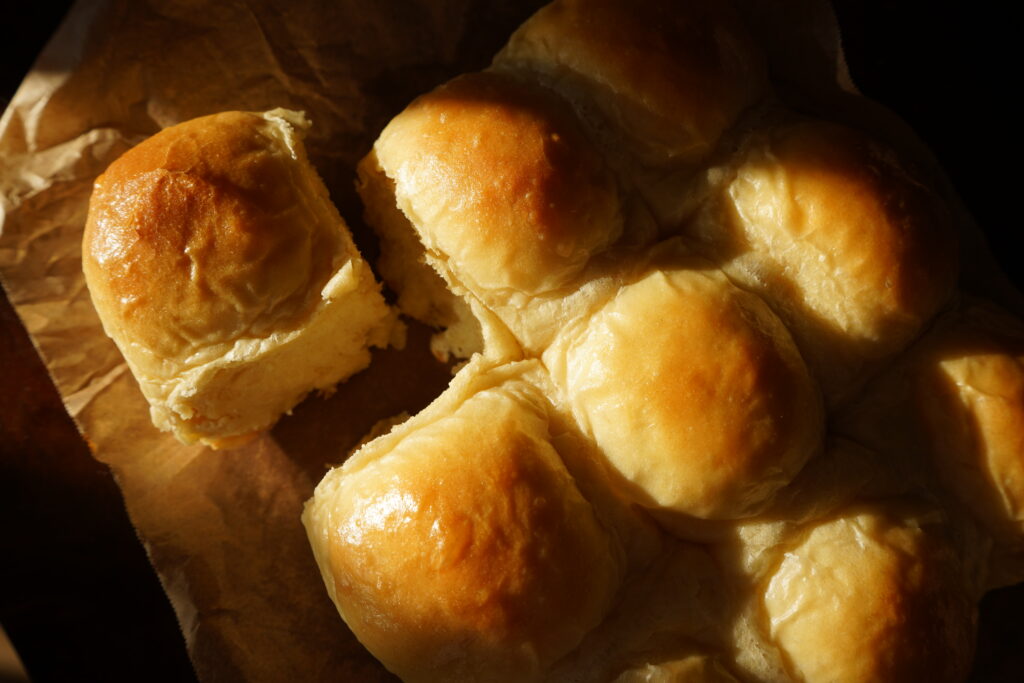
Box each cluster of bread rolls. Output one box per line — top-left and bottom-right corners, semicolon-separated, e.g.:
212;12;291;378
304;0;1022;681
79;0;1023;679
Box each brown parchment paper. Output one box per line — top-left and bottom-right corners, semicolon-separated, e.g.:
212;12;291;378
1;1;1020;681
0;1;547;680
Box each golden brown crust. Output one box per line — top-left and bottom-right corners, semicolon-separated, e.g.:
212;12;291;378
548;265;823;519
86;111;335;358
373;71;623;298
694;120;959;401
83;110;396;446
763;508;977;683
309;1;1009;678
305;368;623;683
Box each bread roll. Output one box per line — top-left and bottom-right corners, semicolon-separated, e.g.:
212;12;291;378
373;71;622;298
494;0;767;226
690;120;959;403
83;109;398;447
303;360;624;683
545;263;823;519
762;507;977;683
362;70;633;355
302;0;1017;679
914;302;1024;586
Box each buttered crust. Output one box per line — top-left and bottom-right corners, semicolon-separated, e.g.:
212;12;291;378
83;109;397;446
304;362;623;683
302;0;1015;680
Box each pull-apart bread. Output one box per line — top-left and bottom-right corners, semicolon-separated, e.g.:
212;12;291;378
308;0;1015;680
83;109;399;447
78;0;1020;680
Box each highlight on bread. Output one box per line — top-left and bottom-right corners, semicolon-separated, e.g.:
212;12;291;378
82;109;399;448
295;0;1024;679
543;262;823;520
359;69;632;358
688;119;959;404
303;359;626;683
760;507;977;683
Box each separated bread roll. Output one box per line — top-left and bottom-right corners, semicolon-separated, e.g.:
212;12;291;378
544;262;823;519
690;120;959;403
303;360;625;683
83;109;398;447
761;507;977;683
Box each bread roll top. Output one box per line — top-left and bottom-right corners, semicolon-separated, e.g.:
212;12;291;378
762;506;977;683
913;302;1024;585
545;262;823;519
495;0;767;170
85;110;352;366
304;361;625;683
692;120;959;401
373;71;623;300
83;109;396;446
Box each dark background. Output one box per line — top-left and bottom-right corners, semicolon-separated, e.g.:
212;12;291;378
1;1;1020;681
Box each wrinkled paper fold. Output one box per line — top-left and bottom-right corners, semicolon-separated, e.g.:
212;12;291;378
0;1;1018;680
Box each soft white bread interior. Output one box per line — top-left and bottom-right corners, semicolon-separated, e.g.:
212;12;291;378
303;359;626;683
356;152;484;361
83;109;398;447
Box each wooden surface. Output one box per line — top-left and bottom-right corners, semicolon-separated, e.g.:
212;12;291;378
1;2;1021;681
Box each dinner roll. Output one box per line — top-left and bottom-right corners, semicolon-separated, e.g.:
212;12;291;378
83;109;397;447
915;302;1024;586
692;120;958;402
370;71;623;301
304;0;1021;677
546;263;823;519
763;507;976;683
303;362;624;682
495;0;766;171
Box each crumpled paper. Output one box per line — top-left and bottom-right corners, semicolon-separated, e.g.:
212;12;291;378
0;0;1019;681
0;1;545;680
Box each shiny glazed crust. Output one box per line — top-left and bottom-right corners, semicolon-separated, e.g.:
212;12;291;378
301;0;1022;680
303;361;624;683
83;109;397;447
